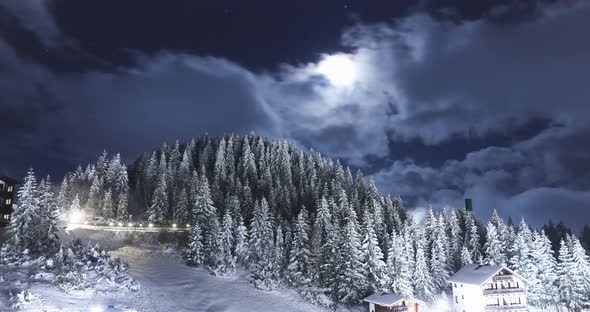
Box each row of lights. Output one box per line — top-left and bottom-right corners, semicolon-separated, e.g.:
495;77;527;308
105;222;191;228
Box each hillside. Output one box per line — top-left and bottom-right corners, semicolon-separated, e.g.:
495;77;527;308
36;134;590;309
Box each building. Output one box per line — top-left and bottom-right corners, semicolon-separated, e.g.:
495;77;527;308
364;292;426;312
0;173;18;225
447;264;528;312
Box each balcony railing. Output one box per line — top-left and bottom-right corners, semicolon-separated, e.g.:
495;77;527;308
493;275;514;282
483;288;525;296
484;304;527;311
390;307;408;312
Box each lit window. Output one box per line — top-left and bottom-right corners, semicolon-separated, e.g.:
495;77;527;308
7;186;12;192
3;214;9;220
6;199;11;205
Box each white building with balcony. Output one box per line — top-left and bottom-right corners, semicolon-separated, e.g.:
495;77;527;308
447;264;528;312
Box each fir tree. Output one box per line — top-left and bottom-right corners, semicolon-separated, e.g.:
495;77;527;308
148;174;167;224
335;207;365;303
219;210;236;274
102;189;114;219
186;222;204;266
483;222;503;265
116;192;129;220
8;168;39;252
234;215;249;267
360;212;387;295
386;230;413;297
249;198;276;290
460;245;473;266
288;207;311;287
430;215;450;292
37;176;60;252
414;229;434;301
529;230;559;309
172;187;189;225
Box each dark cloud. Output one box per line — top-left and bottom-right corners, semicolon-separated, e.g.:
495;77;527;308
1;0;589;229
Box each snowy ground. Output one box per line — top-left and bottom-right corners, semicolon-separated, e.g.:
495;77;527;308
0;229;327;312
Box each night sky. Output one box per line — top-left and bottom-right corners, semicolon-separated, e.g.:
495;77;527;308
1;0;589;228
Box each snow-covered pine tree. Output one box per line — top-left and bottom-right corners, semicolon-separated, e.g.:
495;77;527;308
557;236;586;310
386;230;413;297
186;222;204;266
288;206;312;287
148;174;167;224
334;205;365;303
360;212;387;296
311;197;332;273
529;230;559;309
55;176;69;219
447;209;463;271
491;209;509;264
510;218;535;285
8;168;39;252
319;221;340;294
116;192;129;221
234;215;249;268
219;210;236;275
413;228;434;301
172;187;189;225
273;225;286;281
568;235;590;309
37;176;60;252
249;198;276;290
483;222;503;265
102;188;113;219
465;212;482;263
460;245;473;266
69;193;81;221
430;214;450;292
87;175;103;215
197;173;222;272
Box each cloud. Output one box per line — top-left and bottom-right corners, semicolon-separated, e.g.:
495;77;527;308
1;0;589;230
0;0;60;47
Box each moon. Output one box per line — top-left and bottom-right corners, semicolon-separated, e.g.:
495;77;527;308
317;54;357;87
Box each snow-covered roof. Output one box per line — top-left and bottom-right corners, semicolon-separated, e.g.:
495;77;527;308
447;264;526;286
363;292;425;306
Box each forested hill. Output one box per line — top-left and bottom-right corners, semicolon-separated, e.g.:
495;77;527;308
55;134;590;308
129;134;409;231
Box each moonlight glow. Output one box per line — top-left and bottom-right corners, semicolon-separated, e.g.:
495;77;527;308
317;54;357;87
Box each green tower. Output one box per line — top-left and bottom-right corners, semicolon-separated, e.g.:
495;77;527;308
465;198;473;212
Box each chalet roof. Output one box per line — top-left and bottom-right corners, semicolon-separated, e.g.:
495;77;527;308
447;264;526;286
363;292;425;306
0;173;18;184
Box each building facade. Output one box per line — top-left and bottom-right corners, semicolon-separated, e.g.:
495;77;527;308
364;292;425;312
447;264;528;312
0;174;18;225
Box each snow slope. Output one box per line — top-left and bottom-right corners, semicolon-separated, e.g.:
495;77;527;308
111;246;325;312
1;229;326;312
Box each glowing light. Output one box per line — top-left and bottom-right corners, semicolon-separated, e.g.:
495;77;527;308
317;54;357;87
108;222;114;226
89;305;105;312
69;210;84;224
118;222;123;227
128;223;134;227
186;224;190;228
148;223;154;228
139;224;143;227
172;223;177;228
